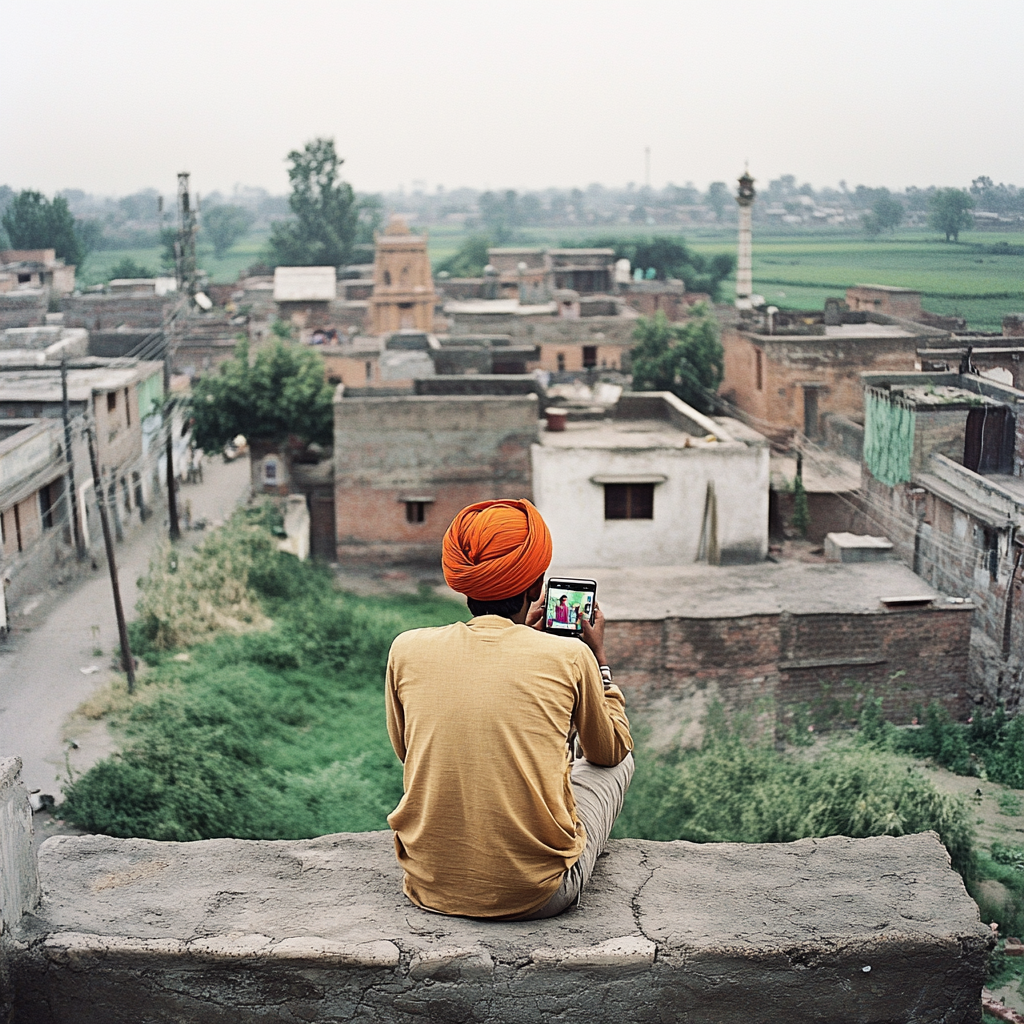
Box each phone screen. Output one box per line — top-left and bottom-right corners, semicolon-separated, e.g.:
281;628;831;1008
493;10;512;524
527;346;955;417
544;579;596;636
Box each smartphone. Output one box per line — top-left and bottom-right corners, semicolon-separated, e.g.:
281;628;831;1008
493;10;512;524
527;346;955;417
543;578;597;637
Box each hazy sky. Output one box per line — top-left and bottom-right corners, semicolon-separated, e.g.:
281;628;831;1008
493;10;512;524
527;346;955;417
3;0;1022;198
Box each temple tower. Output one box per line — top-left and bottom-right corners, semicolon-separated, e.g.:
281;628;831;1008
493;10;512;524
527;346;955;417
735;170;756;310
369;216;436;336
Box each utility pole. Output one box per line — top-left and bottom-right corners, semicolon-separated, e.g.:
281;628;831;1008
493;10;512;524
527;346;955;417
60;356;84;558
175;172;198;303
85;418;136;693
164;352;180;541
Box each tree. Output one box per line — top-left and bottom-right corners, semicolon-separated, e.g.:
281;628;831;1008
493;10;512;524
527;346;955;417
630;307;723;413
1;190;85;266
929;188;975;242
189;339;335;453
871;191;904;233
267;138;358;267
107;257;156;281
434;235;491;277
568;236;734;300
203;205;254;258
705;182;730;222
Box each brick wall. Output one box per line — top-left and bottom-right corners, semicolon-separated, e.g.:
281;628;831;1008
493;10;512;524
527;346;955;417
63;295;168;331
913;409;969;471
0;295;47;330
334;394;538;561
606;604;972;724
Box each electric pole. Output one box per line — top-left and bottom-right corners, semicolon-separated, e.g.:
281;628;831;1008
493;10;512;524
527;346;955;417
60;356;84;558
175;172;198;303
85;417;136;693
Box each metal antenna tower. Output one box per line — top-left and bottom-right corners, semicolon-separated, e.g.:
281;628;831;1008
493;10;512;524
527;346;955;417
175;172;198;301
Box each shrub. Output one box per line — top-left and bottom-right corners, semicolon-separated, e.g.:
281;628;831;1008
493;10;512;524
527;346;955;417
614;705;976;878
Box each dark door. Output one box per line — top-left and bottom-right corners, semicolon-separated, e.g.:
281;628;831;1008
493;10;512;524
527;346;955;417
309;489;337;561
964;406;1011;474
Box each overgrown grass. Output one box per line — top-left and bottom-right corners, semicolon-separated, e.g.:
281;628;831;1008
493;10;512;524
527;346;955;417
61;509;468;840
857;699;1024;790
612;704;976;878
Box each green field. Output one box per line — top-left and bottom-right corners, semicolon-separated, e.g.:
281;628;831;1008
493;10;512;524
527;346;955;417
424;226;1024;332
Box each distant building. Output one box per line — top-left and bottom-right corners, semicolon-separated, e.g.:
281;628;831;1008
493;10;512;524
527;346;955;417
846;284;923;319
368;217;436;336
719;306;952;444
533;392;769;567
0;249;75;297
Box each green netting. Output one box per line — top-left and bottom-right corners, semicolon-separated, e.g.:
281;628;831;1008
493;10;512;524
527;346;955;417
863;389;916;486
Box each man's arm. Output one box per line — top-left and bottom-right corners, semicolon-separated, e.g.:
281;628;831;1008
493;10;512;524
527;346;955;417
384;645;407;764
575;606;633;766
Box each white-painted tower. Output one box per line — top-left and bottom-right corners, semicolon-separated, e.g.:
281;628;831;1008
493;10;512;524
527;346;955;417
734;169;756;309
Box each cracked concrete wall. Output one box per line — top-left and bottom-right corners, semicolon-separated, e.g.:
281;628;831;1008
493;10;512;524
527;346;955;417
8;829;992;1024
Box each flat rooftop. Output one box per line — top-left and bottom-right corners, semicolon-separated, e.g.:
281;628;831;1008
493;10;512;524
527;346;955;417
445;300;557;316
770;451;861;494
0;361;162;401
546;561;946;620
539;418;743;450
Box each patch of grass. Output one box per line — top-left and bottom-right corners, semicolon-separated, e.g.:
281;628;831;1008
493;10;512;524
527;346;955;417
999;792;1024;816
62;513;467;841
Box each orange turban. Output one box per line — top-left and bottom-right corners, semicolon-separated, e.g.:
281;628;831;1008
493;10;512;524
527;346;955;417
442;499;552;601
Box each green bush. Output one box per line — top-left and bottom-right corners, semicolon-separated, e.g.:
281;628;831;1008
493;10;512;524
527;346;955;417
860;700;1024;789
614;705;976;878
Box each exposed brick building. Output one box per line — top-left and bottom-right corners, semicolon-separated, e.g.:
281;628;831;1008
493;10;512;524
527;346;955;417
558;561;973;731
333;391;538;561
859;370;1024;709
718;306;951;444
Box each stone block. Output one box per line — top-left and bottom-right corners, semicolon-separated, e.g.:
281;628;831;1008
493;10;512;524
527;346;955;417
9;829;991;1023
825;532;895;563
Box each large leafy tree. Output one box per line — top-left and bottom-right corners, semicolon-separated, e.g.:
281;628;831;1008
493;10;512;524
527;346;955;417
929;188;975;242
203;204;254;258
569;236;734;300
1;190;85;265
267;138;359;267
434;234;491;277
630;307;723;413
189;339;335;452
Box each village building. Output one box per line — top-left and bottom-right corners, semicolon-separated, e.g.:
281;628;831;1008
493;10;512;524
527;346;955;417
0;249;76;298
333;390;538;562
548;559;973;733
859;369;1024;708
0;418;76;622
368;217;436;336
0;359;166;558
718;304;952;445
532;392;769;568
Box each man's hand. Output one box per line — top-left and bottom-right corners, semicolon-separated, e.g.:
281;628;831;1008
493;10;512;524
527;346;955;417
525;597;545;631
580;603;607;666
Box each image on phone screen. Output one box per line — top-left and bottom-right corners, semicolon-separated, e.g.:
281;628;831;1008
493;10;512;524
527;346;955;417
544;581;595;635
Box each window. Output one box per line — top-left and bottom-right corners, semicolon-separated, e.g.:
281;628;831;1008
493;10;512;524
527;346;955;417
124;388;131;426
264;459;278;486
604;483;654;520
106;392;117;413
556;352;566;372
406;501;426;524
384;270;392;286
365;361;373;382
582;346;598;369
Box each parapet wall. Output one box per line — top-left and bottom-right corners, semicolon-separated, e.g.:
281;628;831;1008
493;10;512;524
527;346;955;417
10;827;991;1024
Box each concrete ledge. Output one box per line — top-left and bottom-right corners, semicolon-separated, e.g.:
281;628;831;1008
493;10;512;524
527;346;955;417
10;829;991;1023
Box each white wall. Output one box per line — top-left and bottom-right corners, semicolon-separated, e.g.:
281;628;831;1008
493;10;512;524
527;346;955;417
532;442;769;567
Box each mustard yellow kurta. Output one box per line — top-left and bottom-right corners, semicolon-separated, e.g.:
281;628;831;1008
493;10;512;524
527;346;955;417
385;615;633;919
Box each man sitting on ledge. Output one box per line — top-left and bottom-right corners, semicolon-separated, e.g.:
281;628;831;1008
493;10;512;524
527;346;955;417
385;499;635;920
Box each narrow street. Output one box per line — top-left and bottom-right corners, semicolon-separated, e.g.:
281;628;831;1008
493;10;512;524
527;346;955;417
0;456;251;802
